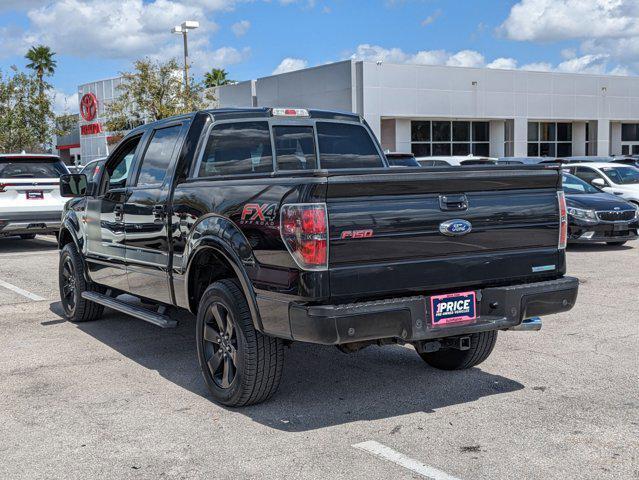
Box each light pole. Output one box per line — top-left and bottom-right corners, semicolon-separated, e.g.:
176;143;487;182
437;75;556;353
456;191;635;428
171;21;200;96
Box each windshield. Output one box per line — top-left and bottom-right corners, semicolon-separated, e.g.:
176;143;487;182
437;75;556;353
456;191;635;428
0;158;67;178
602;166;639;185
562;173;599;194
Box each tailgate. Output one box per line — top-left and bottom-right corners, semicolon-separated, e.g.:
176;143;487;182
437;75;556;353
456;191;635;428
326;167;563;298
0;178;65;214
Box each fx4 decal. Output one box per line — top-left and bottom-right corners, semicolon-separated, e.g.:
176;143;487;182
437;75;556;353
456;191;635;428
240;203;277;225
340;229;374;239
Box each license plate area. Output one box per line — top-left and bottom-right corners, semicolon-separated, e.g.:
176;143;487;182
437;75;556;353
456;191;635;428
613;223;628;232
430;291;477;326
26;190;44;200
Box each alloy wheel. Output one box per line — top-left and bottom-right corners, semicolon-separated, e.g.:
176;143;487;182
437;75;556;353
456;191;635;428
61;256;76;313
202;302;238;389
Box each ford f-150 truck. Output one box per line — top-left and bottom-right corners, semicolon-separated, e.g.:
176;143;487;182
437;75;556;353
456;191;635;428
57;108;579;407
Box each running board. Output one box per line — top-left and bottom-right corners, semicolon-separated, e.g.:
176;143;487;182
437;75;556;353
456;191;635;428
81;291;178;328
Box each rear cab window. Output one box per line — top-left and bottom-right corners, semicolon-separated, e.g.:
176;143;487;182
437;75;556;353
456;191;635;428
195;117;384;177
0;156;67;178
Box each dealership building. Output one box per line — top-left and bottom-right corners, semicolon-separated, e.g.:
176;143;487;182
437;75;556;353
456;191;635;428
216;60;639;158
75;60;639;163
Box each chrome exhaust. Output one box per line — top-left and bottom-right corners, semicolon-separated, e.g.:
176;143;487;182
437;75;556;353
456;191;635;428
508;317;542;331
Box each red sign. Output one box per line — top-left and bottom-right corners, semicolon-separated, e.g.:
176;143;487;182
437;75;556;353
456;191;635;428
80;93;98;121
81;123;103;135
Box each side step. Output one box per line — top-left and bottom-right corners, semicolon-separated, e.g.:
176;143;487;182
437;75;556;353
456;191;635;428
82;291;178;328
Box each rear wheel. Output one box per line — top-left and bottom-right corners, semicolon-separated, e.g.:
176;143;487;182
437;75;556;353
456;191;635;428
59;243;104;322
196;279;284;407
20;234;36;240
606;241;627;246
418;331;497;370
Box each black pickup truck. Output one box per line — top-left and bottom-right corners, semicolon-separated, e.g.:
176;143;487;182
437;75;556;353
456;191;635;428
58;108;578;406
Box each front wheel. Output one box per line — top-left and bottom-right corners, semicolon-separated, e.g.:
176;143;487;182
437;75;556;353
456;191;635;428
418;330;497;370
196;279;284;407
59;243;104;322
606;241;627;246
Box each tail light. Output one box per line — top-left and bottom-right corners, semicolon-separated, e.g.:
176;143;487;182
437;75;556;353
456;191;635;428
558;191;568;249
0;184;5;193
280;203;328;271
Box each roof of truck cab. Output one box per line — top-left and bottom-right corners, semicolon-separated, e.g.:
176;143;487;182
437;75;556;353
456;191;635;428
203;107;361;121
0;153;60;159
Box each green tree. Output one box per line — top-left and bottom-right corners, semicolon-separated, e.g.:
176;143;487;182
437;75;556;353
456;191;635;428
105;58;210;134
25;45;57;97
203;68;234;88
0;67;43;153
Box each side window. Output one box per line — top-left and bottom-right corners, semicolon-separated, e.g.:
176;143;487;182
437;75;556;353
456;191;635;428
273;126;317;170
104;137;141;191
574;167;601;185
136;125;182;187
198;122;273;177
316;122;384;169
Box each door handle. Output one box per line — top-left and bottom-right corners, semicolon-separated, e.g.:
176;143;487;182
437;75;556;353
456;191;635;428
439;194;468;211
114;204;124;221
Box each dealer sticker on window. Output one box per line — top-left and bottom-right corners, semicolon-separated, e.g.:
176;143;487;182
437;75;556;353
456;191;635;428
430;291;477;326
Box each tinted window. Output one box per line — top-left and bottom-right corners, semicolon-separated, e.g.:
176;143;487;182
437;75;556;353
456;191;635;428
82;160;103;184
472;122;489;142
411;121;430;142
602;167;639;185
411;143;430;157
317;122;383;169
432;121;451;142
106;138;140;191
562;174;599;194
621;123;639;141
386;154;420;167
137;125;182;186
199;122;273;176
274;126;317;171
0;158;67;178
574;167;600;184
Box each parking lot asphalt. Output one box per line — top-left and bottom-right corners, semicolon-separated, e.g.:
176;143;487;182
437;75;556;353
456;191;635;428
0;236;637;480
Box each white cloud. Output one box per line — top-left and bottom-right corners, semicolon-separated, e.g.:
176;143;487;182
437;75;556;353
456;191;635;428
52;90;79;115
445;50;485;68
486;57;518;69
231;19;250;37
499;0;639;74
272;57;308;74
421;9;441;27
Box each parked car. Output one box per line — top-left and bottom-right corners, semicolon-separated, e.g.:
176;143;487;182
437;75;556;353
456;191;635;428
612;157;639;169
385;152;420;167
565;162;639;206
0;153;69;239
497;157;546;165
416;155;496;167
57;107;578;407
562;173;638;246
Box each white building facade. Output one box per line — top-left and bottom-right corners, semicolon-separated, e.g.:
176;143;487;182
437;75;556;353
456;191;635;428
216;60;639;158
77;77;124;165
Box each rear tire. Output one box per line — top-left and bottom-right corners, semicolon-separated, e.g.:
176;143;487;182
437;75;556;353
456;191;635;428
59;243;104;322
20;234;36;240
606;241;626;246
196;279;284;407
419;331;497;370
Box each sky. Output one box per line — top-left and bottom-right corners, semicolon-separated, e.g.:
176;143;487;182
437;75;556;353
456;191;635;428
0;0;638;114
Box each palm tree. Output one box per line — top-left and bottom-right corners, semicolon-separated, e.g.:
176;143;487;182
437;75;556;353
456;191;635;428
203;68;234;89
25;45;57;96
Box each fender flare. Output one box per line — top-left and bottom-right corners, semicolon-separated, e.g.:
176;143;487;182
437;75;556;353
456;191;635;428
183;216;263;332
58;216;91;283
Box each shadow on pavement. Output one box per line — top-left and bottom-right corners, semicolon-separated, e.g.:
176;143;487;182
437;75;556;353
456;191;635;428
0;235;58;254
50;301;524;432
567;243;634;252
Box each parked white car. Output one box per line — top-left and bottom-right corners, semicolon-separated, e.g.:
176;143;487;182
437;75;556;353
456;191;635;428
0;153;69;239
565;162;639;206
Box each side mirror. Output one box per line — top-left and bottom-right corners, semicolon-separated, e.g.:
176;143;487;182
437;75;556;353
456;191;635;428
591;178;606;188
60;174;88;197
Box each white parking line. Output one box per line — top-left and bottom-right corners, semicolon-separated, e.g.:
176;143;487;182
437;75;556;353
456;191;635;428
353;441;462;480
0;279;46;301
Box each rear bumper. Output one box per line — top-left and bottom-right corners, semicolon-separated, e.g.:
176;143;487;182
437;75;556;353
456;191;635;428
0;211;62;235
284;277;579;345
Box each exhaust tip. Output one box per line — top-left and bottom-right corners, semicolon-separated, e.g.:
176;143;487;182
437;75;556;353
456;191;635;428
508;317;542;332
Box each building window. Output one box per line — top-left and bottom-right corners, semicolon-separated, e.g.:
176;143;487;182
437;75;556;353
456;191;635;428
621;123;639;155
411;120;490;157
528;122;572;158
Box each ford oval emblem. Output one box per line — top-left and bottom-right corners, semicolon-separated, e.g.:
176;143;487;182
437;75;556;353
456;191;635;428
440;219;472;236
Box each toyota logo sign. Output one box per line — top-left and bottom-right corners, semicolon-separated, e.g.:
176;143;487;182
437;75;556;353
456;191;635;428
80;93;98;121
